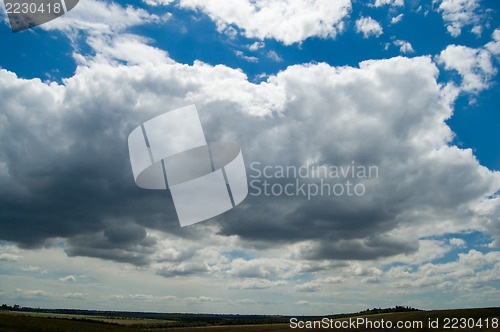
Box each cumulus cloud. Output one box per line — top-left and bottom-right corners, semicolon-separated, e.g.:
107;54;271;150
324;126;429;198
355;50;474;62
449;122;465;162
485;29;500;56
389;250;500;290
394;40;415;54
437;44;496;93
435;0;484;37
218;57;498;262
2;53;495;264
172;0;352;45
355;17;383;38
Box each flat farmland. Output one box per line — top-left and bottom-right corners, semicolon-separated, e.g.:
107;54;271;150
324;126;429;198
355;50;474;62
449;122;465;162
0;308;499;331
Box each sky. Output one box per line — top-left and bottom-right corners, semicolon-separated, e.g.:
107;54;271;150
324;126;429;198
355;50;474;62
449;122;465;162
0;0;499;316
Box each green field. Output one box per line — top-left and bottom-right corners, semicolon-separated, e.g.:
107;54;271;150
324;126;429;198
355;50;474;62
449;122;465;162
0;308;499;331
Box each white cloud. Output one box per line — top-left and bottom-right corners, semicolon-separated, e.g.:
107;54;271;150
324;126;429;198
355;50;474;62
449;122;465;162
143;0;175;6
437;44;496;93
175;0;352;45
41;0;159;35
471;25;482;37
373;0;404;6
391;13;404;24
295;282;321;292
185;295;225;303
20;266;43;272
15;288;49;298
0;246;23;262
59;275;77;282
295;276;343;293
394;40;415;54
249;42;265;51
229;279;287;290
266;50;283;62
0;253;22;262
355;17;383;38
223;26;238;39
381;240;451;265
389;250;500;291
435;0;483;37
235;50;259;63
229;258;298;279
126;294;177;301
450;238;467;248
83;34;174;66
485;29;500;56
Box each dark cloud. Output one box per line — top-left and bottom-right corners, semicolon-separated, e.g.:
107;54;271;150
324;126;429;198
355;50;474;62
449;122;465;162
0;69;181;255
104;220;147;244
66;221;157;266
0;55;498;268
156;263;208;277
298;236;419;261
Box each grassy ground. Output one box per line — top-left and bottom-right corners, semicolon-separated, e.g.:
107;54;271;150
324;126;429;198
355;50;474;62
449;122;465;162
2;310;173;326
0;311;137;332
0;308;498;331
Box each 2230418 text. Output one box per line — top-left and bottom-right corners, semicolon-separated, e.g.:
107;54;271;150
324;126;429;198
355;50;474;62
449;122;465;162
5;2;62;14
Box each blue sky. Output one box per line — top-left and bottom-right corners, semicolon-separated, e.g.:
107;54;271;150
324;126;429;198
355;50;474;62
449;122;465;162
0;0;499;315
